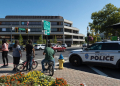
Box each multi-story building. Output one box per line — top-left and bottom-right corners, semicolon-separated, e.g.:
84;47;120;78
0;15;85;45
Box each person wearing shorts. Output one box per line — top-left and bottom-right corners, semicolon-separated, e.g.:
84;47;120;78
12;40;22;71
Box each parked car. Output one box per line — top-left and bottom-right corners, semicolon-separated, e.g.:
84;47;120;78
34;44;45;50
69;40;120;68
8;43;14;51
9;44;25;51
67;44;71;47
82;43;87;47
52;45;66;52
61;43;67;48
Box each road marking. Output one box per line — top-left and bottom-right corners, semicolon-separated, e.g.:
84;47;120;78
88;66;108;77
8;54;23;63
8;54;68;65
34;59;43;61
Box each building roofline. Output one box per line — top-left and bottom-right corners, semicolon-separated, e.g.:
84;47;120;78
64;19;73;24
5;15;63;19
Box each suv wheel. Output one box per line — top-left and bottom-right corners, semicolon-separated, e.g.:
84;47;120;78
71;56;81;67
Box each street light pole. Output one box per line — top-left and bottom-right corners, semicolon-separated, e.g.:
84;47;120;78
87;26;89;48
11;24;12;44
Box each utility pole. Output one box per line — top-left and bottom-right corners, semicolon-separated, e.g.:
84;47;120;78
27;21;29;39
11;24;12;44
87;26;89;48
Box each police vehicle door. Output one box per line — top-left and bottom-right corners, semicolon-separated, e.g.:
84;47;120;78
99;43;120;65
82;43;103;62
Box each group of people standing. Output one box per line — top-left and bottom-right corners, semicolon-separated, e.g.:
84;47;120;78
1;39;35;71
1;39;55;72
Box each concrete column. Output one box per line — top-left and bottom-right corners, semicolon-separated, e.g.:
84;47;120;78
71;30;73;33
72;35;73;44
63;34;65;43
78;36;80;44
33;35;34;43
63;21;65;43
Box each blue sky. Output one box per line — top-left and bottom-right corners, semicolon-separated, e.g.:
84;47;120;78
0;0;120;36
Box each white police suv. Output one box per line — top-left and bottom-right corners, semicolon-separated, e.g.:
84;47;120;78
69;40;120;68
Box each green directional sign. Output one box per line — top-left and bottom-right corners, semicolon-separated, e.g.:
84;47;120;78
44;30;50;35
43;20;51;30
112;36;117;41
19;28;25;30
43;20;51;35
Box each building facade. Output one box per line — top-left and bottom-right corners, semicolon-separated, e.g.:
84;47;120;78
0;15;85;45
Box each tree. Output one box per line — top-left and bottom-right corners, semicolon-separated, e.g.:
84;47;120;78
88;29;101;44
26;39;29;44
50;39;53;43
12;40;15;43
7;40;10;44
18;34;23;45
53;35;57;43
89;3;120;38
43;39;46;44
97;36;102;42
36;35;43;44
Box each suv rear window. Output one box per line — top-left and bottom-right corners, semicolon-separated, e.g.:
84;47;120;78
102;43;120;50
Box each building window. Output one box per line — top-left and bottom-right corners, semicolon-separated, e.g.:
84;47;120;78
21;21;41;25
64;29;71;33
51;28;63;32
0;22;19;25
64;22;71;27
30;28;41;32
51;22;57;25
51;22;63;25
73;36;78;39
80;36;83;39
0;28;11;32
73;30;78;34
56;35;63;39
65;35;72;39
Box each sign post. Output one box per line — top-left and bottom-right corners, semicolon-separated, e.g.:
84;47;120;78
42;20;51;47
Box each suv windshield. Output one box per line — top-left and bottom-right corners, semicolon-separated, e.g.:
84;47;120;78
35;45;39;46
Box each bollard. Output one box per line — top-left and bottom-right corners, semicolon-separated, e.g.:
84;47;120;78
58;54;65;69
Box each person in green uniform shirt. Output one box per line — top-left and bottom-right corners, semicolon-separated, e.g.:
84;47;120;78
41;43;55;72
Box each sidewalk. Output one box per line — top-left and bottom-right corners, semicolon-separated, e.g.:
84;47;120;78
0;63;120;86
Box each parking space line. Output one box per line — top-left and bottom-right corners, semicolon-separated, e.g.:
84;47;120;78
88;66;108;77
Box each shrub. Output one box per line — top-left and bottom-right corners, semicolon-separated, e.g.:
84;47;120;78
0;71;70;86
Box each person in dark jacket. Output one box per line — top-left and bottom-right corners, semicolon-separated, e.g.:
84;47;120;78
25;39;35;71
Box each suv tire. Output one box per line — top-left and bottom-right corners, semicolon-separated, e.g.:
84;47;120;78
71;56;82;67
